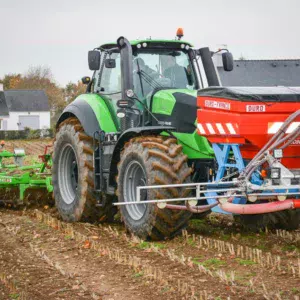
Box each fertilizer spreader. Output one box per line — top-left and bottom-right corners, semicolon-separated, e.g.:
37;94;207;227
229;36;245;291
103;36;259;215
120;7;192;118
122;86;300;223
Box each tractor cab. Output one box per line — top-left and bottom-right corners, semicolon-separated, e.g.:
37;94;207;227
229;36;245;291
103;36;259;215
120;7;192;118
96;39;198;94
131;43;196;98
87;35;233;133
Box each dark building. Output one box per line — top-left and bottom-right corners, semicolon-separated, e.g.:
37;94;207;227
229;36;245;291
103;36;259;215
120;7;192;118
0;91;9;117
218;59;300;87
4;90;49;113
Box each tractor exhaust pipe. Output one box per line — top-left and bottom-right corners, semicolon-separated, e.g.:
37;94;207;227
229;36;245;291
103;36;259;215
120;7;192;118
199;47;220;86
117;36;134;132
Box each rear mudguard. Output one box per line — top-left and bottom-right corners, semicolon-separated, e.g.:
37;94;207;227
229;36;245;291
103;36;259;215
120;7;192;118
108;126;175;187
56;94;118;136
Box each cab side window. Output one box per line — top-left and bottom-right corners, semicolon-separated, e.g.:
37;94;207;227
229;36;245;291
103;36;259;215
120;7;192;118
99;52;121;94
93;55;103;93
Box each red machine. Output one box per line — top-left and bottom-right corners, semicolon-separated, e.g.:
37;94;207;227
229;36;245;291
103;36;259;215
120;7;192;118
197;87;300;168
120;87;300;220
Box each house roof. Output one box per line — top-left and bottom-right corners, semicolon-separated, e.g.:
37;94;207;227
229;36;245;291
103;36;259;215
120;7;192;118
0;91;9;116
218;59;300;87
3;90;49;112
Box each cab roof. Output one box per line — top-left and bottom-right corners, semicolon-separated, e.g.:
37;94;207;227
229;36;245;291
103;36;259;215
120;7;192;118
100;39;193;50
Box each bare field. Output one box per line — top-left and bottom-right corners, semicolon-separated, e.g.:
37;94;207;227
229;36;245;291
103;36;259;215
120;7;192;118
2;139;53;156
0;207;299;300
0;140;299;299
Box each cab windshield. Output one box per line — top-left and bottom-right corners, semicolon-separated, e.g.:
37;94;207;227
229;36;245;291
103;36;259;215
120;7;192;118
133;49;196;99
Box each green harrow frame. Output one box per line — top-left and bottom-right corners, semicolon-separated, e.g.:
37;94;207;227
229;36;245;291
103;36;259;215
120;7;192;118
0;145;53;203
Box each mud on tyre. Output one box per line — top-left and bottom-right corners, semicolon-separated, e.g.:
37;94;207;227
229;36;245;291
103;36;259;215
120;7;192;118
117;135;193;240
52;117;116;222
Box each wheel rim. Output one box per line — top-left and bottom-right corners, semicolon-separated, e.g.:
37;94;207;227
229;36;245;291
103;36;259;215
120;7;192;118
123;160;147;221
58;143;78;205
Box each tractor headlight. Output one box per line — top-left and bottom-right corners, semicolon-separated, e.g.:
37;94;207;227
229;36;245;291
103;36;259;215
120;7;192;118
126;89;134;98
117;112;125;118
117;109;125;118
270;168;281;179
273;149;283;159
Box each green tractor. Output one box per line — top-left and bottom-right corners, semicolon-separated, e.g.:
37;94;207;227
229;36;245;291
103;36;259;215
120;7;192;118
52;32;234;239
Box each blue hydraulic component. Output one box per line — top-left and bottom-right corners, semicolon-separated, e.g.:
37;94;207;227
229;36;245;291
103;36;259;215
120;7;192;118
205;143;261;214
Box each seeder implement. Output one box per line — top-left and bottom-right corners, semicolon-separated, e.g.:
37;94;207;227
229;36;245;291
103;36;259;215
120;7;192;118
0;144;53;204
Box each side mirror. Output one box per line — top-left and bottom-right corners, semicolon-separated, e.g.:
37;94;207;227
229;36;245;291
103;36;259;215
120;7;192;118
81;76;91;85
105;58;116;69
88;50;101;70
222;52;234;71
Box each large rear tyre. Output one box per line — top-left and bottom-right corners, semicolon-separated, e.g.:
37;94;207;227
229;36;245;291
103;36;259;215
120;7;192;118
52;118;116;222
235;208;300;231
117;136;192;240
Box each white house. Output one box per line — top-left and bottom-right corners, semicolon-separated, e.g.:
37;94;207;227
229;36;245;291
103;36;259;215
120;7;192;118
2;90;50;130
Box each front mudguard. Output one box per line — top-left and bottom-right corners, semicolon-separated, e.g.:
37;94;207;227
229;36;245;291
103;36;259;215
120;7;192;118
56;99;101;137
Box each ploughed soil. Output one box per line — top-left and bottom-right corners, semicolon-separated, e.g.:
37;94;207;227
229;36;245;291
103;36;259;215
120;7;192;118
0;207;299;300
1;139;53;156
0;209;170;300
0;140;299;299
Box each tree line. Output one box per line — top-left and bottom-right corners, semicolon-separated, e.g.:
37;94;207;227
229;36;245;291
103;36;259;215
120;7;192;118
0;66;86;126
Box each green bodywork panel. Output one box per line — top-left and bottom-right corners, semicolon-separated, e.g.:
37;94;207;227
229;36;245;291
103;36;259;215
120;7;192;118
172;131;214;159
151;89;196;115
151;89;214;159
79;90;213;159
76;94;119;132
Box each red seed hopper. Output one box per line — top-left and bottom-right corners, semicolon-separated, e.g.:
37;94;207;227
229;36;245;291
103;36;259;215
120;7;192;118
197;87;300;168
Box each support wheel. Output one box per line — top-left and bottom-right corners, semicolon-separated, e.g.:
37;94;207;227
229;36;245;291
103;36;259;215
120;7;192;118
52;117;116;222
117;136;192;240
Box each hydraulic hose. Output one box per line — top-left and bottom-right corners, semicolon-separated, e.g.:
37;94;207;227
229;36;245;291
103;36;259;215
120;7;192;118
220;199;300;214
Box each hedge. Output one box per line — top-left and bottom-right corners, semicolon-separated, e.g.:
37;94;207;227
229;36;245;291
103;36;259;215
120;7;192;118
0;128;54;140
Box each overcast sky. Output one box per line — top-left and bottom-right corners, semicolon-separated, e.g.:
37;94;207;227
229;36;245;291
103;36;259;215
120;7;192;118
0;0;299;86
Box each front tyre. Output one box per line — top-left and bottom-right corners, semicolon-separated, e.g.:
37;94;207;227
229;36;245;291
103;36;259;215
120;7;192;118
53;117;115;222
117;136;192;240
